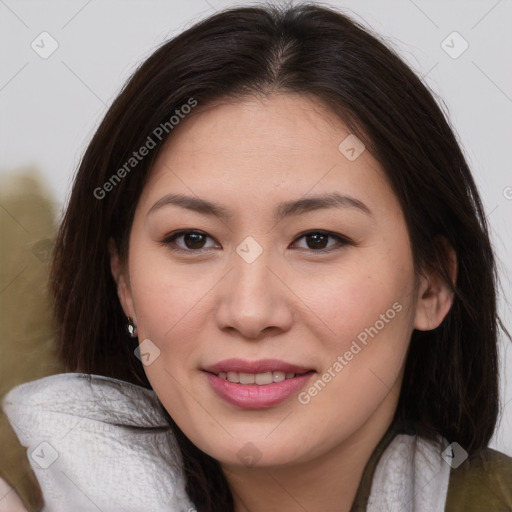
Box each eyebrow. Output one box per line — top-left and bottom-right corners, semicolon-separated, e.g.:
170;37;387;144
147;192;372;221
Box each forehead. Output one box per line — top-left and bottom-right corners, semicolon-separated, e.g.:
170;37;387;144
138;93;399;220
155;93;350;165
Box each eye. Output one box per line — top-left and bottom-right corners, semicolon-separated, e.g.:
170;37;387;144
290;231;351;253
160;230;218;253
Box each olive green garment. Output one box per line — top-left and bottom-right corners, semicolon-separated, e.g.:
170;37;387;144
350;424;512;512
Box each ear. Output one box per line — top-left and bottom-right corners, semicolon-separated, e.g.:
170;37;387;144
414;237;457;331
109;238;137;323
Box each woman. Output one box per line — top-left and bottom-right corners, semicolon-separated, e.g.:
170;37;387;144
2;3;511;511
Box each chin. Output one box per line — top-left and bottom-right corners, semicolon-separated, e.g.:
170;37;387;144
196;434;312;470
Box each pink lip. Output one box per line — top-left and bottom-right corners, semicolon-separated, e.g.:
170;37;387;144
203;358;313;375
203;359;315;409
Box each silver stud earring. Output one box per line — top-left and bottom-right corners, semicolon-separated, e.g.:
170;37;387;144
126;317;138;338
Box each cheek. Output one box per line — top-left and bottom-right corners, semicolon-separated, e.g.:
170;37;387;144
127;244;216;366
128;228;187;305
297;242;415;422
300;246;415;353
127;252;212;424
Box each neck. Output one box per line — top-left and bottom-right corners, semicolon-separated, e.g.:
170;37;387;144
222;396;399;512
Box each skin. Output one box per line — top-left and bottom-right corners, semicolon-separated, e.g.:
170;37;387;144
110;93;456;512
0;477;29;512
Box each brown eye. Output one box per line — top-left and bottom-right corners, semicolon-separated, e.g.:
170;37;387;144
182;232;207;249
305;232;329;249
161;230;218;253
292;231;351;253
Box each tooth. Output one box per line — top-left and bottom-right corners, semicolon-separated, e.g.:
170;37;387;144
227;371;239;383
239;372;255;384
272;371;286;382
221;370;301;384
255;371;273;385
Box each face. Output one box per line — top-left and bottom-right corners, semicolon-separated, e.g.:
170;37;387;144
111;93;453;469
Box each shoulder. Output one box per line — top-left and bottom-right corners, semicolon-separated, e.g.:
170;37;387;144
445;447;512;511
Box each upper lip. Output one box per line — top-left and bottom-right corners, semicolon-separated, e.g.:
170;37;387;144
203;358;314;375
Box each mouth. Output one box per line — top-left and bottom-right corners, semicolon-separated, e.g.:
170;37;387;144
202;359;315;408
203;358;314;383
208;370;311;385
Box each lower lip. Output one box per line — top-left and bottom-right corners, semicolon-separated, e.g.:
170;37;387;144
204;372;314;409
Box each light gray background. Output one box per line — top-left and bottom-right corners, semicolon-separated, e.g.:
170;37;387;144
1;0;511;455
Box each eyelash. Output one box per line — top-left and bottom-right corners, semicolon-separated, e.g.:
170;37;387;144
159;229;352;255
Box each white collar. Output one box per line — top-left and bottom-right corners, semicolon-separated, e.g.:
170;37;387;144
2;373;194;512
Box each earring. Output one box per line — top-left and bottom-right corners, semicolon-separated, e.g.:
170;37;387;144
126;317;138;338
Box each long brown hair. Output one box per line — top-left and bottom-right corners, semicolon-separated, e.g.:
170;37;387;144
49;3;508;511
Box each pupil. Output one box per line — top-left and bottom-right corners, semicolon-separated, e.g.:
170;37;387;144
308;233;327;249
185;233;205;249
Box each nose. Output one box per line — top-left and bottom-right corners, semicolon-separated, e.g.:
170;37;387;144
215;244;294;341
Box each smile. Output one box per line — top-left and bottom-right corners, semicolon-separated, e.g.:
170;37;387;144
203;359;315;408
216;370;301;385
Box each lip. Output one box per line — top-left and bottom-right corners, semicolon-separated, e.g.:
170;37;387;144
203;358;313;375
203;359;315;409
